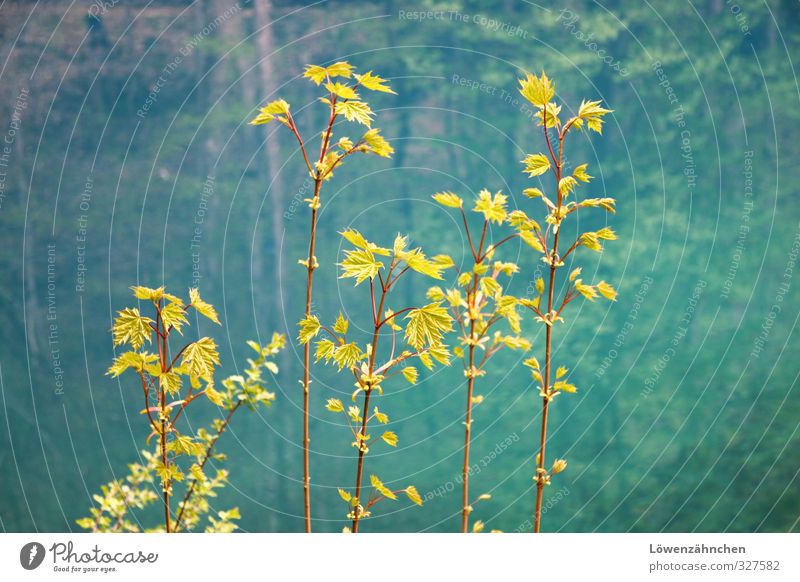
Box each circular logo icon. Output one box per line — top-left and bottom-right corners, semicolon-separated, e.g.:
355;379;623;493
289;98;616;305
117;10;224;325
20;542;46;570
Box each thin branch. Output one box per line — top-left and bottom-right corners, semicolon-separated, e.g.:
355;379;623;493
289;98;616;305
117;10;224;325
377;306;415;329
460;207;478;261
320;140;365;180
285;113;314;175
560;239;581;262
370;279;378;327
543;105;559;173
319;325;342;343
479;232;519;261
387;266;411;290
477;220;488;258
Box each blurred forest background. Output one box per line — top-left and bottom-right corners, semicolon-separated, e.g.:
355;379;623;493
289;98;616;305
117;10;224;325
0;0;799;533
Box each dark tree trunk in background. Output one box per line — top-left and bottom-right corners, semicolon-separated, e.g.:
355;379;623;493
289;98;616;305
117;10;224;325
205;0;230;286
254;0;283;305
254;0;291;529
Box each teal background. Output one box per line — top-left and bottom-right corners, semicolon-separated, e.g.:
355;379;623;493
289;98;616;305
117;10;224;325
0;0;798;532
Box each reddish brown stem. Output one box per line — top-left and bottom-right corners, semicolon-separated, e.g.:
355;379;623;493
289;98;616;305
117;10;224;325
370;278;378;325
480;232;519;261
301;177;322;533
534;110;564;533
461;330;476;532
286;114;314;175
298;91;340;532
351;388;373;533
561;239;581;263
377;306;415;329
352;277;389;532
460;207;478;261
461;234;485;533
155;312;172;533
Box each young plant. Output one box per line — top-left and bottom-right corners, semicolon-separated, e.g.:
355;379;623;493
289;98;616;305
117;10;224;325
300;230;453;532
250;62;395;532
513;71;617;532
79;333;285;532
428;189;532;532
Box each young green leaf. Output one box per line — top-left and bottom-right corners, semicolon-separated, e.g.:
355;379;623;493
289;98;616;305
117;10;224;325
373;407;389;424
326;61;355;79
112;308;153;350
189;288;221;324
393;233;408;255
159;371;182;396
596;281;618;301
130;285;164;302
181;337;221;379
335;101;373;127
355;71;396;94
473;189;508;224
160;302;188;334
432;191;463;208
297;315;321;344
315;339;336;363
596;227;617;240
401;248;445;280
381;431;398;447
579;232;603;252
519;229;544;252
523;187;544;198
402;366;418;384
576;99;612;134
249;99;291;125
326;398;345;413
428;343;451;366
333;311;349;335
339;249;383;285
333;343;364;371
480;277;501;298
554;381;577;393
362;128;394;157
573;164;592;183
341;229;391;255
518;71;555;108
522;154;551;177
326;82;359;100
404;303;453;350
575;282;599;301
304;62;354;85
405;485;423;506
370;475;397;499
558;176;578;197
107;351;157;377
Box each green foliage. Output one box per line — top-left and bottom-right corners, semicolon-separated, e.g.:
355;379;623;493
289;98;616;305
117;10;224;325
75;451;159;533
6;0;799;535
320;231;453;531
81;286;285;533
251;60;398;531
516;71;617;530
431;187;533;531
404;303;453;350
250;60;396;186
